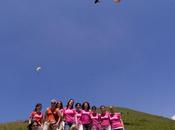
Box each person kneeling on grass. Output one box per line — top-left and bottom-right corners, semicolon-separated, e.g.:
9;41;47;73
28;103;43;130
109;106;124;130
43;99;62;130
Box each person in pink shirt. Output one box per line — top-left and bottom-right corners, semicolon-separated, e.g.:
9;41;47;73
75;103;83;130
81;101;91;130
28;103;43;130
109;106;124;130
63;99;76;130
100;106;111;130
90;106;101;130
57;101;64;130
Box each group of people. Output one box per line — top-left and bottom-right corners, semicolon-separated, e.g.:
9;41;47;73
28;99;125;130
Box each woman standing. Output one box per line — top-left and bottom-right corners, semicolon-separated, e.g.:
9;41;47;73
57;101;63;110
28;103;43;130
43;99;62;130
81;102;91;130
75;103;83;130
100;106;111;130
109;106;124;130
90;106;101;130
63;99;76;130
57;101;65;130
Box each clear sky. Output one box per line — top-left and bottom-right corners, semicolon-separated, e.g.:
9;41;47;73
0;0;175;122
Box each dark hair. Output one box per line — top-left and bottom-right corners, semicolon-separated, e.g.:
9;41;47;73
91;106;96;110
66;99;74;109
57;101;63;109
34;103;42;112
82;101;90;110
100;105;105;109
75;103;81;108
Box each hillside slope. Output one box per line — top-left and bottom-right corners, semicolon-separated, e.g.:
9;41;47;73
0;107;175;130
116;107;175;130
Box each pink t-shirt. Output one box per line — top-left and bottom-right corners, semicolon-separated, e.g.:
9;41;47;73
76;110;82;124
90;113;100;127
81;110;91;124
63;108;76;123
109;113;123;129
29;111;43;125
60;109;64;114
100;112;110;127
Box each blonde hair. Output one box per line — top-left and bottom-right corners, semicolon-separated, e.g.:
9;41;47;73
109;106;113;109
70;124;78;130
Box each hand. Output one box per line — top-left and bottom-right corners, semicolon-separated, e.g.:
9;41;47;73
53;123;59;128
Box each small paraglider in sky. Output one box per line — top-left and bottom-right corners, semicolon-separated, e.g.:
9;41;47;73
35;66;42;72
94;0;100;4
113;0;121;4
94;0;121;4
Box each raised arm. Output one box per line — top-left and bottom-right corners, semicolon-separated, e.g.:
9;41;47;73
55;109;62;126
44;109;48;123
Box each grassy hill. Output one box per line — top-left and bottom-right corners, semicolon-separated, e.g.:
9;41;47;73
0;107;175;130
115;107;175;130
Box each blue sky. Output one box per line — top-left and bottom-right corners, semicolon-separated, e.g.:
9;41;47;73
0;0;175;122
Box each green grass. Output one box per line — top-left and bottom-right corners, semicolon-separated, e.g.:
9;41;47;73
114;107;175;130
1;107;175;130
0;122;27;130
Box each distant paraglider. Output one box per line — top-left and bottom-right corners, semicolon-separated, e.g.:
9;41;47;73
94;0;121;4
35;66;42;73
113;0;121;4
94;0;100;4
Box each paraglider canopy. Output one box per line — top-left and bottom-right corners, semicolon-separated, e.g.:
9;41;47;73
94;0;100;4
94;0;121;4
113;0;121;4
35;66;42;72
